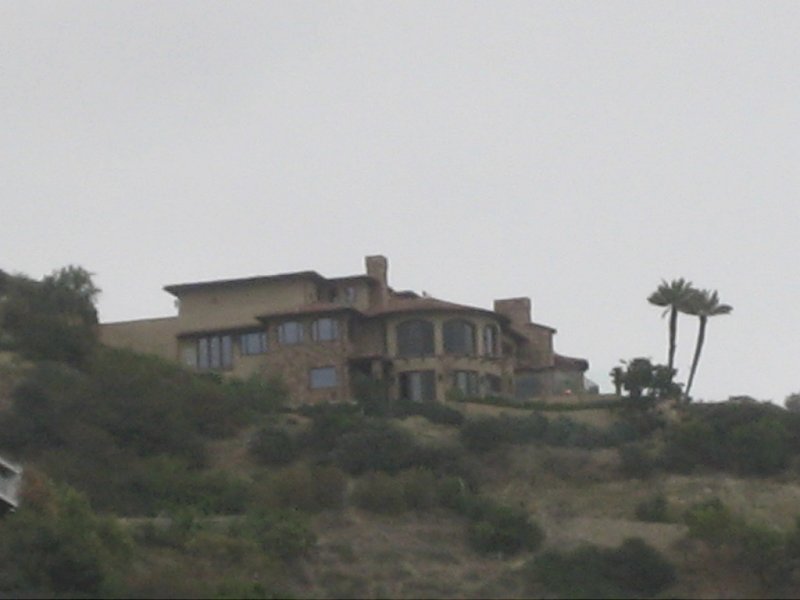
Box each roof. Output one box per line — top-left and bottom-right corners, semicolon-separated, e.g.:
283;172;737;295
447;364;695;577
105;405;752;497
367;294;502;320
164;270;326;296
257;302;364;320
554;353;590;371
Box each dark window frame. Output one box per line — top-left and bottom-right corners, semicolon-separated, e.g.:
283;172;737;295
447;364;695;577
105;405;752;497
396;319;435;357
240;331;268;355
309;366;338;389
278;321;304;345
311;317;339;342
196;334;233;371
443;319;476;356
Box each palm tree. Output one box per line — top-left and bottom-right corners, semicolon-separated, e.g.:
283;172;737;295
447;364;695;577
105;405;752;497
647;279;695;377
683;289;733;401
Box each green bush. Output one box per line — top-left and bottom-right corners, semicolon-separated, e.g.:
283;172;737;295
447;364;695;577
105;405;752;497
619;444;656;479
398;468;438;511
352;472;407;514
0;479;131;595
530;538;676;598
249;425;298;465
662;402;796;476
333;420;417;474
465;500;544;556
460;417;513;452
242;509;316;561
302;403;366;452
635;493;670;523
255;464;347;512
684;498;736;544
396;401;465;426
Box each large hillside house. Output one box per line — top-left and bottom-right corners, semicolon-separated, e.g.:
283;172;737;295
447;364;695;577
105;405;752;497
100;256;590;405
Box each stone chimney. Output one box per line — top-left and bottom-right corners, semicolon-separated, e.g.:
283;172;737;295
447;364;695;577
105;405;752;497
493;297;532;326
365;255;389;307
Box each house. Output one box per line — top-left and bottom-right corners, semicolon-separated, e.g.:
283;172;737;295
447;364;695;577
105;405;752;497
0;455;22;516
100;256;590;405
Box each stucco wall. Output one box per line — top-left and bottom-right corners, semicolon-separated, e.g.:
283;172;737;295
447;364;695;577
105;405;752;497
174;279;317;333
100;317;180;360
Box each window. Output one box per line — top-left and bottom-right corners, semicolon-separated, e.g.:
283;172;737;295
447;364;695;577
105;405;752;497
443;319;475;355
396;320;435;357
197;334;233;370
399;371;436;402
312;318;339;341
345;286;356;304
483;325;498;357
485;374;502;395
310;366;337;389
240;331;268;355
278;321;304;344
453;370;479;397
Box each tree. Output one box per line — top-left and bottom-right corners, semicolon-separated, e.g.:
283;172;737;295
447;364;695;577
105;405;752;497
647;278;695;379
683;289;733;401
614;358;680;401
0;266;100;366
785;392;800;413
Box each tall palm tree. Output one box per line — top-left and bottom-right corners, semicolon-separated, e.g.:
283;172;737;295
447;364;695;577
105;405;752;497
683;289;733;400
647;278;695;377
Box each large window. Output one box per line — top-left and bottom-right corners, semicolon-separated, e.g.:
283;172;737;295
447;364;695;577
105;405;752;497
485;374;502;395
443;319;475;355
483;325;498;357
278;321;304;345
453;370;479;397
312;318;339;342
396;320;434;357
310;366;337;389
197;334;233;370
240;331;268;355
399;370;436;402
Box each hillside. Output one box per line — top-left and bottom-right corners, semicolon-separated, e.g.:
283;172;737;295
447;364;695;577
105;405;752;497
3;267;800;598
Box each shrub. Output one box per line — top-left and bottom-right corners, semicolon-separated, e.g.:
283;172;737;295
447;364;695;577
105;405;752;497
466;500;544;556
255;464;347;512
635;493;671;523
460;417;512;452
398;468;438;510
249;425;298;465
0;479;131;595
684;498;735;545
302;403;366;452
242;509;316;561
737;522;790;587
397;401;465;426
619;444;656;479
530;538;675;598
352;472;407;514
333;421;417;474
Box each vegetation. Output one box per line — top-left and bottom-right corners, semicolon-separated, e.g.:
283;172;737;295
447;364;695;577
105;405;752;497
648;278;695;380
2;264;799;598
683;289;733;400
530;538;676;598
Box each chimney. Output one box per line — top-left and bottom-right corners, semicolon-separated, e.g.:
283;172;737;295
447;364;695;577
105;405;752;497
365;255;389;307
493;297;532;326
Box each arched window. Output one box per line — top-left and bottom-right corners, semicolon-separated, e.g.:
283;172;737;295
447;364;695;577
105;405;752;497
396;320;434;357
483;325;498;357
443;319;475;355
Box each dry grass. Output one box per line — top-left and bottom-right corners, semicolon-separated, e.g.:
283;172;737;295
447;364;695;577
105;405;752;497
294;508;529;599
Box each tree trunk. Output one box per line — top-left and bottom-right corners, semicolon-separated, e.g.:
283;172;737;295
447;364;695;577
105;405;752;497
668;306;678;376
684;316;706;401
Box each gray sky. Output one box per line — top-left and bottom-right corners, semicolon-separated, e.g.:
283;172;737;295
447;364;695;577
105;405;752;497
2;1;799;402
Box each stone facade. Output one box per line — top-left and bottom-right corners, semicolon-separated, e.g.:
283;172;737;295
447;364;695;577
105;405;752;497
100;255;589;405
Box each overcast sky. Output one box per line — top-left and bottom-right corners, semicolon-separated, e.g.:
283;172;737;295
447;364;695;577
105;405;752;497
2;1;799;403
